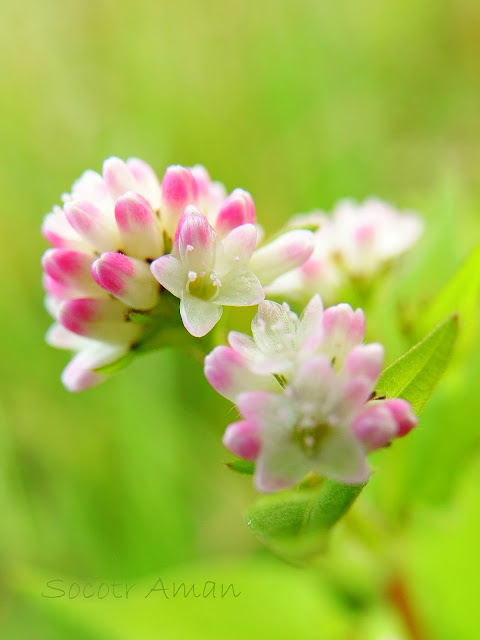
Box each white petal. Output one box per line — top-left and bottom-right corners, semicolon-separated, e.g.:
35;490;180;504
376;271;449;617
292;356;341;418
236;391;294;430
180;291;223;337
255;440;310;493
251;300;299;354
46;323;92;350
215;271;264;306
150;254;186;298
204;346;279;402
228;331;261;359
219;223;257;268
312;427;370;485
298;294;324;353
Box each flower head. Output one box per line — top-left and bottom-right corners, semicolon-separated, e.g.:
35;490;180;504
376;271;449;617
42;157;314;388
266;199;423;304
205;296;418;492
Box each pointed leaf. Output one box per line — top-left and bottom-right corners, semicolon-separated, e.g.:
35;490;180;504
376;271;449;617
226;459;255;475
420;245;480;344
93;351;135;375
377;315;458;414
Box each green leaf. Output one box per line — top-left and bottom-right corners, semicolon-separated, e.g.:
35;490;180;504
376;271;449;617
246;480;365;562
93;351;135;375
376;315;458;414
420;245;480;345
226;459;255;475
421;245;480;326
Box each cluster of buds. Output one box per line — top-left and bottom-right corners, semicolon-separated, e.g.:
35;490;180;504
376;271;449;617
205;296;417;492
42;158;314;390
267;198;424;304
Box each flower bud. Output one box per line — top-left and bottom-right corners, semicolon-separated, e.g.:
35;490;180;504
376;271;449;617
161;165;199;237
114;192;163;259
215;189;256;235
92;252;159;310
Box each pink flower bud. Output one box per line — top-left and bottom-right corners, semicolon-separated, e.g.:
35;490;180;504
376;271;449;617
352;403;397;450
65;200;120;253
61;343;129;392
42;248;100;298
92;252;159;310
161;165;199;237
42;206;87;250
383;398;418;437
59;298;140;344
215;189;256;235
102;157;136;199
114;191;163;259
126;158;162;210
249;230;314;286
223;420;261;461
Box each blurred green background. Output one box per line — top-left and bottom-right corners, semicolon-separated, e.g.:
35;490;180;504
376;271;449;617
1;0;479;638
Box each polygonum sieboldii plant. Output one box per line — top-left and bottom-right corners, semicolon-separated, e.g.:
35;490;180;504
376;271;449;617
42;155;459;557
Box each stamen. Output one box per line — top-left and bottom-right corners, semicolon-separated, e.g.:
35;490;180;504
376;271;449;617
186;244;194;252
187;270;197;282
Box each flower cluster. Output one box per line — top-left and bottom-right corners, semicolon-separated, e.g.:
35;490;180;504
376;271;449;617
267;198;423;304
42;157;314;390
205;296;417;492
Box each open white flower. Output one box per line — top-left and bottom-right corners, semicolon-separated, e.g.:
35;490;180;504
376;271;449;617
151;207;264;337
205;295;418;492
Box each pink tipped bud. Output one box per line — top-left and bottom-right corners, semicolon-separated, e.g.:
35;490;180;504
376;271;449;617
215;189;256;235
322;304;366;346
102;156;136;199
249;230;315;286
190;165;211;203
126;157;162;210
42;206;87;250
42;248;100;298
383;398;418;437
161;165;199;236
223;420;261;461
352;404;397;450
114;192;163;259
344;343;384;386
65;200;120;252
61;343;129;392
92;252;159;310
58;298;140;344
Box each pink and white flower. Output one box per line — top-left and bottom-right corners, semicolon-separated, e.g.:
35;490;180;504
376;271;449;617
205;296;418;492
205;296;324;398
151;207;265;337
330;198;424;279
266;199;423;303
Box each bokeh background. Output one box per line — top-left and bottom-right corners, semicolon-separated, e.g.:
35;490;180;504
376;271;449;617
1;1;479;638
